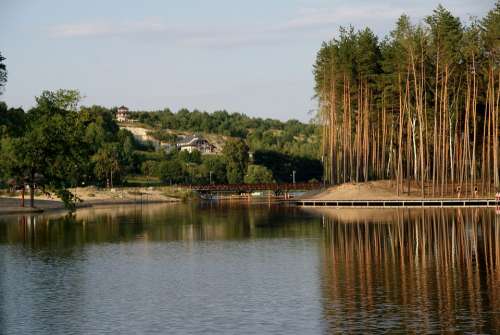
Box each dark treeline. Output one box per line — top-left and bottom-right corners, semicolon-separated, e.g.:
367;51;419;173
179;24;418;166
314;3;500;196
253;150;323;184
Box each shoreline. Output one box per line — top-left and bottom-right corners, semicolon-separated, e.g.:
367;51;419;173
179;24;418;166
2;180;498;215
0;186;184;215
300;180;499;200
0;197;181;215
297;181;499;209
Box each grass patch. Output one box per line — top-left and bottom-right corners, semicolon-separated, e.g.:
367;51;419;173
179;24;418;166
159;186;197;201
126;175;162;187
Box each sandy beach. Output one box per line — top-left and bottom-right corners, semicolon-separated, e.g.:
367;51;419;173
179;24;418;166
302;180;419;200
300;180;498;201
0;186;181;215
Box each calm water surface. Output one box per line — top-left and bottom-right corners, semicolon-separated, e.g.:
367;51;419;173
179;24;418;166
0;203;498;334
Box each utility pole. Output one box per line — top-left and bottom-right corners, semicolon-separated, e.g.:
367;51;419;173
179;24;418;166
292;170;296;184
209;171;213;184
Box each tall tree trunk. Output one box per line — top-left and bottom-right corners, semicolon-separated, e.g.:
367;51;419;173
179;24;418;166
471;55;478;197
21;186;25;207
493;68;499;191
30;183;35;208
397;72;404;196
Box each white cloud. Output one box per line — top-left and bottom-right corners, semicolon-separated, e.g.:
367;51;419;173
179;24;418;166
48;2;486;47
50;19;169;37
273;4;414;32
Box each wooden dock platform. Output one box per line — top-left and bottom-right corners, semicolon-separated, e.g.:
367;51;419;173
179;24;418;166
295;198;500;208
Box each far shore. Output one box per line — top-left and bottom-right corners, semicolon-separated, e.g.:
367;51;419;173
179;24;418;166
1;181;497;215
0;186;182;215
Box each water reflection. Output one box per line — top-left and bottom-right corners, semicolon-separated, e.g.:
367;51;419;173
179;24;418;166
1;205;499;334
0;203;320;247
317;208;500;333
0;204;324;335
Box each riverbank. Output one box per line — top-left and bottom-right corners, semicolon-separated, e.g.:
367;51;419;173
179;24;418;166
0;186;183;215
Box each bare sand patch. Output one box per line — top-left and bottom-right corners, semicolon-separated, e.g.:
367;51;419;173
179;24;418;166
0;186;180;214
304;180;421;200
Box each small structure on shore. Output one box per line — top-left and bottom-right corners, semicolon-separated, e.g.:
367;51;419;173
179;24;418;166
177;135;216;154
116;105;129;122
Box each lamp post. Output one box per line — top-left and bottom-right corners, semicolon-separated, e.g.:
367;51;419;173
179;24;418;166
74;163;78;201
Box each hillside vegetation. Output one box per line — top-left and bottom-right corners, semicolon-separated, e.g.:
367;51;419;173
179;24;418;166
124;108;323;184
130;108;320;159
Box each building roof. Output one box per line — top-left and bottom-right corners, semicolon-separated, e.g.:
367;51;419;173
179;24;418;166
177;135;201;147
118;105;129;111
176;135;216;148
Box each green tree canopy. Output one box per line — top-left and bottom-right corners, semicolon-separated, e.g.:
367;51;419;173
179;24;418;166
35;89;83;112
157;160;185;184
178;149;202;164
244;165;275;184
201;155;227;184
141;160;157;180
222;139;249;183
0;91;85;208
91;143;122;187
0;102;25;137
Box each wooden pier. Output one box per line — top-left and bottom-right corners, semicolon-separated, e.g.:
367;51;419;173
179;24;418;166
296;198;500;208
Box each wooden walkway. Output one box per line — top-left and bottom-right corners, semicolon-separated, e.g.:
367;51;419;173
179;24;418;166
296;198;500;208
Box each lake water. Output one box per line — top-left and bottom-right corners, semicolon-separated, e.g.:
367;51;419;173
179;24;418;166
0;204;498;334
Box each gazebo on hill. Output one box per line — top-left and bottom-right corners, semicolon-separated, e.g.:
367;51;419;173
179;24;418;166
116;105;129;122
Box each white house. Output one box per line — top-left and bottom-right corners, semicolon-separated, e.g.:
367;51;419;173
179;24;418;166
177;135;216;154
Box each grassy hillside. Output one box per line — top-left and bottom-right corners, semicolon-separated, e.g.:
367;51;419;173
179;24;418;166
128;108;320;159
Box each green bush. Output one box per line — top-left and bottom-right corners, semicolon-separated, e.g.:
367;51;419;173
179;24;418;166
244;165;275;184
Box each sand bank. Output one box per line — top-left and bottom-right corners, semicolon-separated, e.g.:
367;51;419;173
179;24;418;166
303;180;425;201
0;186;180;215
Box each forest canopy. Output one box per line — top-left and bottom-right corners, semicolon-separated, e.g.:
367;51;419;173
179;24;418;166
313;3;500;196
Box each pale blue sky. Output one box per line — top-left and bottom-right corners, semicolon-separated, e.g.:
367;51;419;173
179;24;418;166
0;0;493;121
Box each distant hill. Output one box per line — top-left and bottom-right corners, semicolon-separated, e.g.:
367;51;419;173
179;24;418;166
125;108;320;159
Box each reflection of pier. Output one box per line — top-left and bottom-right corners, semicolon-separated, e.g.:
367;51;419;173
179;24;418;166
297;198;500;208
497;193;500;214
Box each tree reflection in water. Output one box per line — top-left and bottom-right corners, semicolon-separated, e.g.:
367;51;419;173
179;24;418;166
1;205;498;333
0;203;319;247
319;208;499;333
